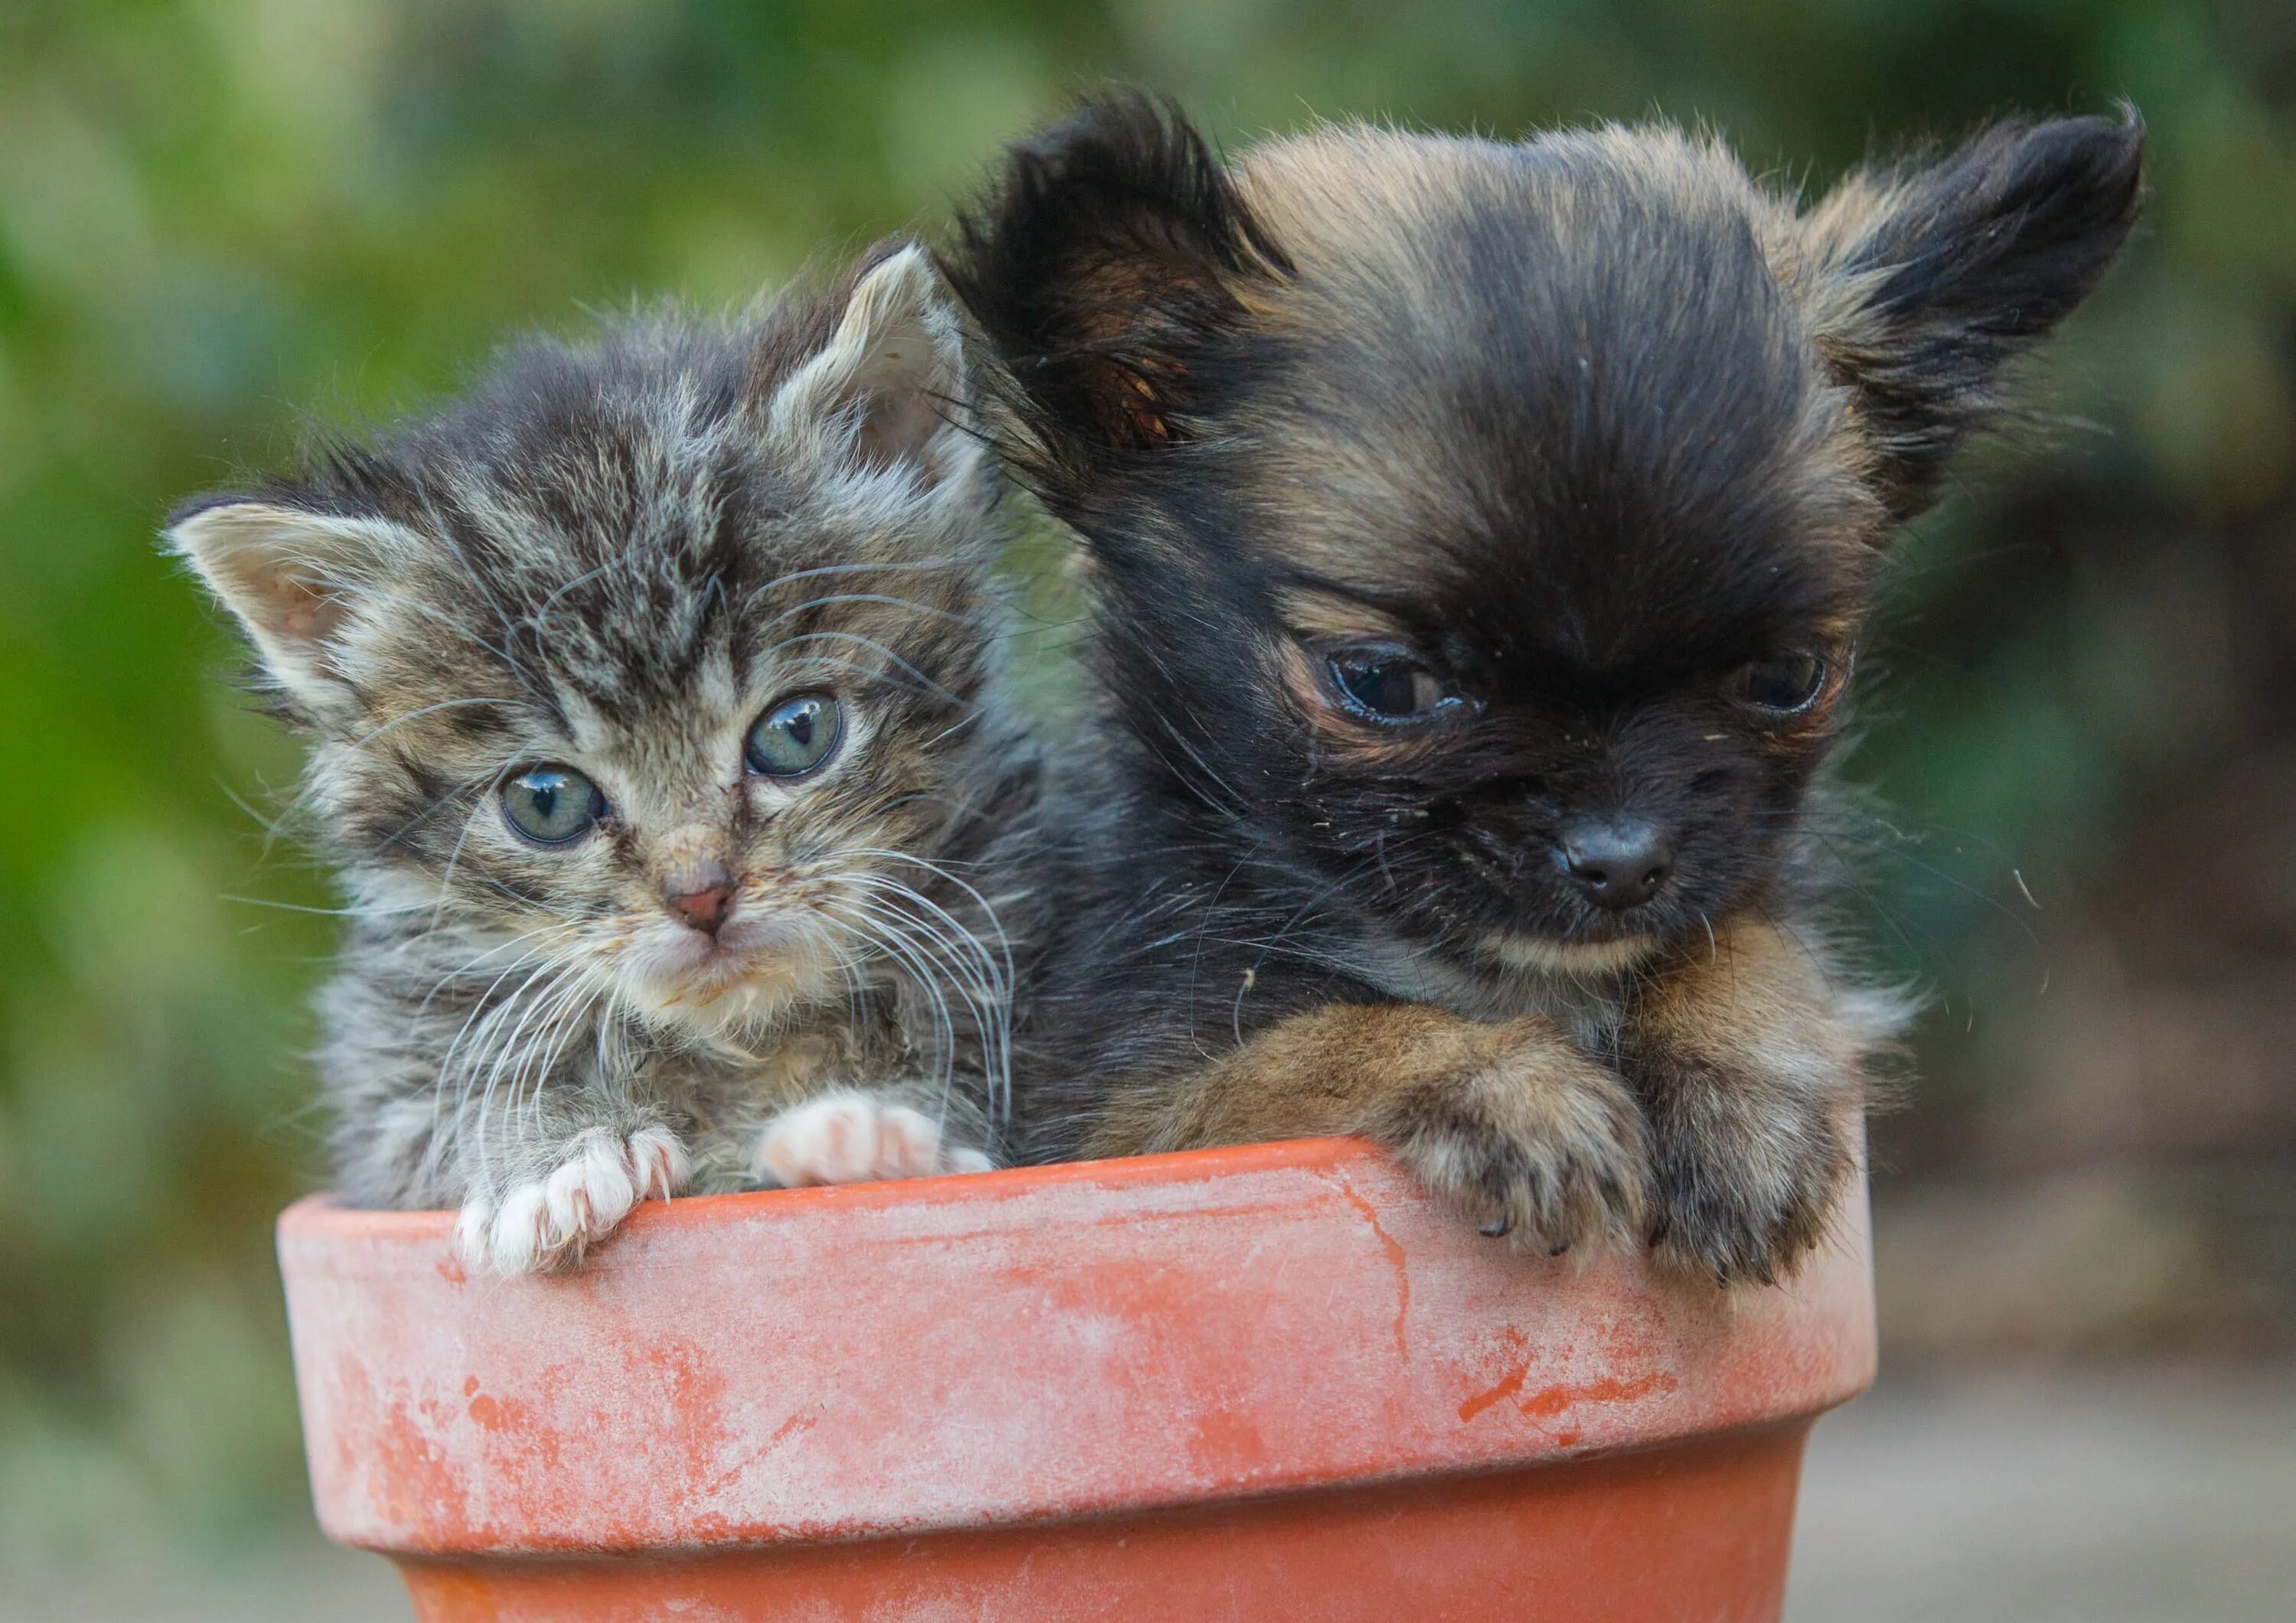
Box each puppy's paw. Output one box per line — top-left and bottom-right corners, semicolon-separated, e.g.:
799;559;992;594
1647;1090;1851;1287
455;1123;690;1276
1365;1020;1652;1256
752;1091;993;1188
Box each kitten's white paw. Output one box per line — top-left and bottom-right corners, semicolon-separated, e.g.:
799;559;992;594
455;1124;690;1276
752;1092;994;1187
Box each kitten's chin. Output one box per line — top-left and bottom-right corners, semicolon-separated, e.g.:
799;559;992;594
620;924;842;1038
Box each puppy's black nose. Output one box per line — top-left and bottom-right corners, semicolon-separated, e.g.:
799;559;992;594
1557;820;1672;911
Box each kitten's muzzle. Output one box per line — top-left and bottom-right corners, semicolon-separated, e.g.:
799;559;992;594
1555;817;1672;912
663;859;735;936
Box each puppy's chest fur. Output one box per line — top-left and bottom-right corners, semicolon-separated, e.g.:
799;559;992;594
1011;774;1632;1155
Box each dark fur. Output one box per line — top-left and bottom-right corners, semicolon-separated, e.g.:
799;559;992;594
948;94;2141;1281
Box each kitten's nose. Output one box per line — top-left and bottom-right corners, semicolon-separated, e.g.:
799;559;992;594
663;860;734;936
1557;818;1673;911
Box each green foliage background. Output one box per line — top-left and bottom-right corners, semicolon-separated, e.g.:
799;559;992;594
2;0;2291;1568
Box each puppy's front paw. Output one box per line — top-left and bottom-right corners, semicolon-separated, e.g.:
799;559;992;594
1365;1019;1652;1256
752;1091;995;1188
455;1124;690;1276
1647;1085;1851;1286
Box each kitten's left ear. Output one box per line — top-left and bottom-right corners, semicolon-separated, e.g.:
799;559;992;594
1799;110;2144;520
163;494;419;722
764;243;977;492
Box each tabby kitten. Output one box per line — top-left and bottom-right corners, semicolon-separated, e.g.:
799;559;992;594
168;244;1034;1273
949;96;2141;1282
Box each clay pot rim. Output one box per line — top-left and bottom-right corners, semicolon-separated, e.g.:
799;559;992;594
279;1135;1876;1556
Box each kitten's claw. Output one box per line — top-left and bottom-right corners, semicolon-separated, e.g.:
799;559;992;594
752;1092;994;1187
455;1124;690;1276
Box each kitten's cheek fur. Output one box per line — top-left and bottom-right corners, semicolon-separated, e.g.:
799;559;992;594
752;1090;996;1187
454;1124;690;1276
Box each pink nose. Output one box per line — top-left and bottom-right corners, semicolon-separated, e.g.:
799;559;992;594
664;864;734;935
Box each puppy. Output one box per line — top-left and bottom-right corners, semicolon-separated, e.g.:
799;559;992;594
948;95;2142;1282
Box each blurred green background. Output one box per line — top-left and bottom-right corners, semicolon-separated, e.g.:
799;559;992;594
3;0;2291;1612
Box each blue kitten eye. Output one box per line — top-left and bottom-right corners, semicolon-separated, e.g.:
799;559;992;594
745;693;843;778
501;765;605;845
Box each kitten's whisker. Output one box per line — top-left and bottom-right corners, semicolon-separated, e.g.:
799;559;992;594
835;886;1010;1119
824;904;960;1103
466;960;582;1178
762;643;960;702
762;592;980;634
742;556;976;614
344;696;514;756
837;865;1014;1108
842;849;1017;980
829;890;993;1100
768;628;976;710
219;894;427;919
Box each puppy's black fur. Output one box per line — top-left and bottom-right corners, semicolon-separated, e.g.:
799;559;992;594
951;94;2142;1281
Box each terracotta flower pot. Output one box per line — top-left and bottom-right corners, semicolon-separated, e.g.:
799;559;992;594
277;1137;1874;1621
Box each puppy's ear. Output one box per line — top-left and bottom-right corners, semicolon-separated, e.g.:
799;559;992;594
942;90;1287;474
1800;111;2143;520
163;494;420;722
762;242;979;494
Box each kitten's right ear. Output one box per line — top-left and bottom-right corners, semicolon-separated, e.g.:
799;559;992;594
163;495;416;718
942;90;1288;472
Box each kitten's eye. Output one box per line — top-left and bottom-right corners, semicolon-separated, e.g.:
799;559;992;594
501;765;605;846
746;693;844;778
1730;652;1829;714
1327;647;1453;722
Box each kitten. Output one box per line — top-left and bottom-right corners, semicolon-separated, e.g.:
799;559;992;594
168;243;1035;1273
948;95;2141;1282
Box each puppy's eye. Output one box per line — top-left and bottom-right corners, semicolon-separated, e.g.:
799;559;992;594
1328;647;1451;721
501;765;606;846
1730;653;1829;714
746;693;843;777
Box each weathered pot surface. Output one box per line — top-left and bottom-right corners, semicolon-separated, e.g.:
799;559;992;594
279;1136;1875;1621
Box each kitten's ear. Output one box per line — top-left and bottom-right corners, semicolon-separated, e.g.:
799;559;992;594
1799;111;2144;520
765;243;976;490
942;90;1288;467
163;495;416;716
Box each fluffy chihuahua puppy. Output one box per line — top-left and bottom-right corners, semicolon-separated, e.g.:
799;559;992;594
948;95;2141;1282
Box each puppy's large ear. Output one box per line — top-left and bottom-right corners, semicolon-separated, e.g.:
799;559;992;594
1800;112;2143;520
762;242;979;495
942;90;1287;481
164;494;419;722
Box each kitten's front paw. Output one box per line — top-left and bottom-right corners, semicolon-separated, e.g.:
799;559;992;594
1365;1020;1652;1256
752;1091;995;1188
1647;1088;1851;1287
455;1124;690;1276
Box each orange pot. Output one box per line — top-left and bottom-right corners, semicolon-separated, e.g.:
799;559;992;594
277;1138;1874;1621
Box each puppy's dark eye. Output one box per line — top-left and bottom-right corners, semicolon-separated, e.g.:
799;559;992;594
746;693;843;777
1327;647;1451;721
501;765;606;846
1730;653;1829;714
